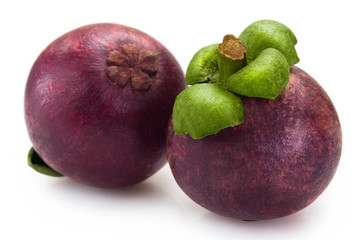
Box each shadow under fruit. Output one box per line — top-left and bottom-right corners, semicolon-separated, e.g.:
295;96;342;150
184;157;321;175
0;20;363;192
167;66;342;220
25;23;185;188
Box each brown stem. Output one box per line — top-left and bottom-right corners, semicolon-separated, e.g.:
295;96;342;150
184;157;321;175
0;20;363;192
217;34;247;87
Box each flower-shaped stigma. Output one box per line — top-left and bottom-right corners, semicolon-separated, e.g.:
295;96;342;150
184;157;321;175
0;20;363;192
105;44;159;91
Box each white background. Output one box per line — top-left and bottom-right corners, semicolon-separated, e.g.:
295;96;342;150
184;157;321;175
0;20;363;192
1;0;363;239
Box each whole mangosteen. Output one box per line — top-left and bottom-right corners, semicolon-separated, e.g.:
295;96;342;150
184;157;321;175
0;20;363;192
25;23;185;188
167;20;342;220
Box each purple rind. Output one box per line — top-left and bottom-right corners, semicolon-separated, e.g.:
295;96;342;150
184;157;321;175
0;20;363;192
167;66;342;220
25;23;185;188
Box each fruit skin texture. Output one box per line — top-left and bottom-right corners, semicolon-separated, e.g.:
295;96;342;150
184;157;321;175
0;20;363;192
25;23;185;188
167;66;342;220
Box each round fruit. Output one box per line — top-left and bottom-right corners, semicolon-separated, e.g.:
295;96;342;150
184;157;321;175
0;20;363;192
25;23;185;188
167;66;342;220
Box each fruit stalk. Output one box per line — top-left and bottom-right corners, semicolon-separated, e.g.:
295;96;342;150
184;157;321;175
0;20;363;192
217;34;247;87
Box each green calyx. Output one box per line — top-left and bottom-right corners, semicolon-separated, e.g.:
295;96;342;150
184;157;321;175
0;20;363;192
227;48;290;99
28;147;63;177
172;84;243;139
186;44;220;85
173;19;299;139
239;19;299;66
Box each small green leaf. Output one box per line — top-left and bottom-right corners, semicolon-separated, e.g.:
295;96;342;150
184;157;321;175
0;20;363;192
172;83;244;139
186;44;220;85
227;48;290;99
28;147;63;177
239;19;299;66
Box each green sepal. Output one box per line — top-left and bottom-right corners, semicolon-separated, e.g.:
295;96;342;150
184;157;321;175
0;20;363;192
239;19;299;66
185;44;220;85
172;83;244;139
27;147;63;177
227;48;290;99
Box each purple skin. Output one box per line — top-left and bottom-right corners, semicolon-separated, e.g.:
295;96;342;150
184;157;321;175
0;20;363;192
167;66;342;220
25;23;185;188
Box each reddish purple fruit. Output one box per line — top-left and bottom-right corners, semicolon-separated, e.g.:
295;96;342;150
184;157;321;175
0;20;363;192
25;23;185;188
167;66;342;220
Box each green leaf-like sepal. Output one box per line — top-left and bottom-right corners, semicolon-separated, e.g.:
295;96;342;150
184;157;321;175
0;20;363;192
239;19;299;66
28;147;63;177
227;48;290;99
172;84;244;139
175;20;299;139
186;44;220;85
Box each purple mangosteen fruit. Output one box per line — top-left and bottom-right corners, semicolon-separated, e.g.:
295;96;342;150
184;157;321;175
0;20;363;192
25;23;185;188
167;20;342;220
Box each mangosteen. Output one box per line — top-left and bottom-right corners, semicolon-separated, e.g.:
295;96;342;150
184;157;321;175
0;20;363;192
25;23;185;188
167;20;342;220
